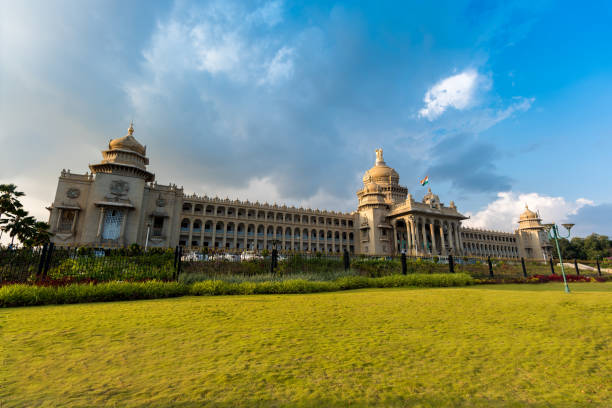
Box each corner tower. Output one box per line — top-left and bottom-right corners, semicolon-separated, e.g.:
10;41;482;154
48;124;157;247
516;205;552;260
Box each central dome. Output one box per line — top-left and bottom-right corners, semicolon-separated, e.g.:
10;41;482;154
109;123;146;156
519;205;538;220
362;148;399;183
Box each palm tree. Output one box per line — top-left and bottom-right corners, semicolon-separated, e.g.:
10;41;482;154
0;184;24;217
22;221;52;247
0;184;25;242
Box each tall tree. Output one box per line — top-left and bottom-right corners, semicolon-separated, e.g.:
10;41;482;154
0;184;24;217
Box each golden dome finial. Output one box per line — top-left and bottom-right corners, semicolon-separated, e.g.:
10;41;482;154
128;122;134;136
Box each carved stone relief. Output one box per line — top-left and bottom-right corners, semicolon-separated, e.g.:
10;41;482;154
110;180;129;196
66;188;80;199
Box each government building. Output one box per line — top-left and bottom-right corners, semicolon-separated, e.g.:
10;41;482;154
47;124;553;259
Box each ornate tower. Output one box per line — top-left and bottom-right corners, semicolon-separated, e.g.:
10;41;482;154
516;205;552;260
356;149;407;255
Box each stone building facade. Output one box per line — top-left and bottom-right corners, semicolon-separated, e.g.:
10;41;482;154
47;125;552;259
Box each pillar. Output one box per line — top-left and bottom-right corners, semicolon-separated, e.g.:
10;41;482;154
429;223;437;254
439;225;447;256
421;220;428;255
447;223;455;254
96;207;105;238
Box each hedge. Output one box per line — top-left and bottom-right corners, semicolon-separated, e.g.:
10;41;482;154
1;273;474;307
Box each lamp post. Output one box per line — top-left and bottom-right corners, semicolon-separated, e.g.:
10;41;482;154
145;222;151;251
543;222;574;293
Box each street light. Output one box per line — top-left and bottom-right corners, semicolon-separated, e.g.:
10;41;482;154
543;222;574;293
145;222;151;251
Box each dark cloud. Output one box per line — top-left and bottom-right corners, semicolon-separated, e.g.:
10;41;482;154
567;203;612;237
426;134;513;193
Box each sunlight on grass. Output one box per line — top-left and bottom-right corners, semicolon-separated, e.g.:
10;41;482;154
2;283;611;407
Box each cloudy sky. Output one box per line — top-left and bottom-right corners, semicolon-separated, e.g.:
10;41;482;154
1;0;611;237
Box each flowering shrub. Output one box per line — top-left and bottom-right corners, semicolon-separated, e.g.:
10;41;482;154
531;274;606;283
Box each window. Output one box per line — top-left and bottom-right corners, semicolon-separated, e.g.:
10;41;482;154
58;210;76;232
102;209;124;240
152;216;164;237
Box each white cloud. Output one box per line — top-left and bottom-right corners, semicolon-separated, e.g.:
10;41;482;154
259;46;294;85
419;69;489;120
464;96;535;133
463;191;594;232
140;1;289;82
248;0;284;27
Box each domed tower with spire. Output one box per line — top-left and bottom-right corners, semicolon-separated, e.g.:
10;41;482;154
356;149;409;255
47;122;185;248
89;123;154;181
516;204;552;260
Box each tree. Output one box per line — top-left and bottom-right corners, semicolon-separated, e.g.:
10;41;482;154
4;208;34;246
0;184;24;217
0;184;25;241
554;234;610;260
21;221;52;247
1;185;52;247
582;234;610;260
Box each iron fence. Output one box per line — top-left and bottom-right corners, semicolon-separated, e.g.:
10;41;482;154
0;245;608;284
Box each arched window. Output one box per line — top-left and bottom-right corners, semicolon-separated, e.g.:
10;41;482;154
215;221;224;234
182;203;192;212
180;218;190;230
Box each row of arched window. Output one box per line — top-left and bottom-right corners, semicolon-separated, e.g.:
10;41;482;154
461;231;516;243
181;203;353;227
180;219;355;241
464;241;519;258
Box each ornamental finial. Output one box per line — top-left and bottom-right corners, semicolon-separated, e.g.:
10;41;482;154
128;122;134;135
375;148;384;164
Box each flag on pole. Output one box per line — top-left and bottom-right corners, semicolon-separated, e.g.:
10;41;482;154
420;176;429;186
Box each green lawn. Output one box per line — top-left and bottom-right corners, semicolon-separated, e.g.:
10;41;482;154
2;283;611;407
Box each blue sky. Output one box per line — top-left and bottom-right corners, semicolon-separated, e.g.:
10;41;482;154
1;0;611;236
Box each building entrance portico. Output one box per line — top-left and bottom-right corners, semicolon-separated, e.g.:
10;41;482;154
391;214;463;256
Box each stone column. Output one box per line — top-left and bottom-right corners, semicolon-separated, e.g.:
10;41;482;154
454;223;462;255
411;219;418;255
211;225;216;248
71;211;78;234
96;207;105;238
56;208;63;231
447;223;455;254
403;218;411;253
119;211;128;247
429;223;437;254
439;224;447;256
188;219;193;248
421;220;428;255
263;224;267;249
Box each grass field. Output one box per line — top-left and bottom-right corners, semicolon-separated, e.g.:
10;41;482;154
2;283;611;407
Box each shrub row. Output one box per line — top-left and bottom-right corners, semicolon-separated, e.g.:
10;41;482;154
0;273;474;307
0;281;189;307
190;273;474;296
